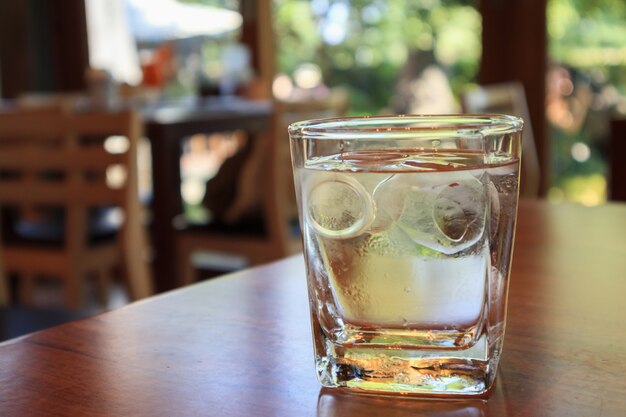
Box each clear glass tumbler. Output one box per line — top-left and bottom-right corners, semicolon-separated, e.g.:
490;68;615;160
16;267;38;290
289;115;522;397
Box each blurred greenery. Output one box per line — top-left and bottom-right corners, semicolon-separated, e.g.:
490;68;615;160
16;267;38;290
548;0;626;204
177;0;239;8
549;0;626;92
274;0;481;115
176;0;626;204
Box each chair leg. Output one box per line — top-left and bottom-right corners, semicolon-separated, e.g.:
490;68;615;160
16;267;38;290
19;273;34;306
95;267;110;308
177;244;197;287
120;248;152;301
64;269;84;310
0;269;8;307
120;212;153;300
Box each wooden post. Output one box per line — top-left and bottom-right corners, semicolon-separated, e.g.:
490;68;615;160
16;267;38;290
0;0;88;98
0;1;32;98
479;0;548;195
240;0;275;99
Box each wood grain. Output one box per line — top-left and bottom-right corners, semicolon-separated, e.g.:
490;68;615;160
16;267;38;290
0;199;625;416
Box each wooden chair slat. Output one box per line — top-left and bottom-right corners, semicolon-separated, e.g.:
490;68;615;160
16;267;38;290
0;107;152;309
0;148;127;171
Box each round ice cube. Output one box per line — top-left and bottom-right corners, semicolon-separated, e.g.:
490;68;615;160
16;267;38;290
433;180;485;242
395;170;487;254
370;175;406;233
306;173;374;239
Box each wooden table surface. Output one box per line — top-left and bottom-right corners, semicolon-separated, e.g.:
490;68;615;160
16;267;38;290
1;199;625;417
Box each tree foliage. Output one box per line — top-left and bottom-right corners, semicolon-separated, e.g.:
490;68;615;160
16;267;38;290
549;0;626;70
274;0;481;114
547;0;626;204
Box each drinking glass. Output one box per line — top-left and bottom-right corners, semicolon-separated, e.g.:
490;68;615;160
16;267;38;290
289;115;522;397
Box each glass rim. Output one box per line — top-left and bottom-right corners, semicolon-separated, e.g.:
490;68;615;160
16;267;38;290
288;114;524;140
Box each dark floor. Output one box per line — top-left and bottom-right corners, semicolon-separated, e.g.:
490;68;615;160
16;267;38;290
0;278;130;343
0;251;243;343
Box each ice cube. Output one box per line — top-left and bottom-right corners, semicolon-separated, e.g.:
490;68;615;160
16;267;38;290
305;172;374;239
395;170;487;254
370;175;405;233
486;181;500;239
485;162;519;239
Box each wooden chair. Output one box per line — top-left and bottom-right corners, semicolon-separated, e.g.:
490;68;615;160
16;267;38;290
176;89;349;285
462;82;541;197
0;108;153;308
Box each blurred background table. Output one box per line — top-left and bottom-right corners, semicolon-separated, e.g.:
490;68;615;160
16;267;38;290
0;199;625;416
143;97;273;292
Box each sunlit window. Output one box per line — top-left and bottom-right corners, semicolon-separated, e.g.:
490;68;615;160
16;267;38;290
273;0;481;115
547;0;626;205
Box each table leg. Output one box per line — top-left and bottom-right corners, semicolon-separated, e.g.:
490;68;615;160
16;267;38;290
146;123;184;293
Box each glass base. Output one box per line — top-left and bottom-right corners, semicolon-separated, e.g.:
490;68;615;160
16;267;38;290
314;329;499;397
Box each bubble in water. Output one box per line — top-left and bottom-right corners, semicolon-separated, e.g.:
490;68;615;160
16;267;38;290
306;173;374;239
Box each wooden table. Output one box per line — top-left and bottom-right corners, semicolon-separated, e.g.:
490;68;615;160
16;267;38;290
144;98;273;292
0;199;625;416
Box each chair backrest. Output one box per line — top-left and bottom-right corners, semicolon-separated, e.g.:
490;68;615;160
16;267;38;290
275;88;350;124
462;82;541;197
0;108;142;250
